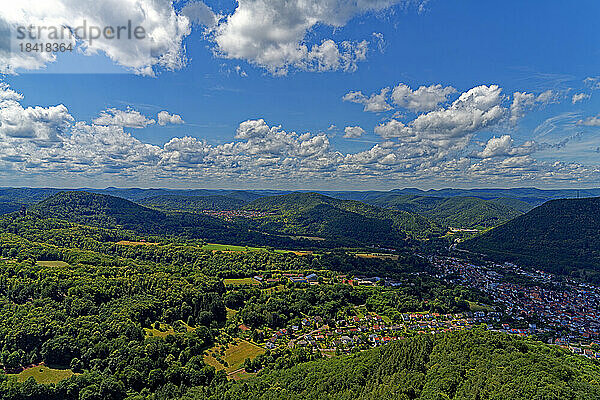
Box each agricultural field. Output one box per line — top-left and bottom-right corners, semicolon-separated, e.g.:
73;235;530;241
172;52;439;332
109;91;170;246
13;365;74;384
202;242;293;254
35;260;70;267
355;253;399;261
223;277;259;286
116;240;158;246
202;243;265;252
203;340;265;374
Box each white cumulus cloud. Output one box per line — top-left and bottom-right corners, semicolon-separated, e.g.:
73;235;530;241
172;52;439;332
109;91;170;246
209;0;407;75
377;85;506;141
509;90;558;124
0;81;597;187
476;135;537;159
391;83;456;112
344;126;365;138
343;88;393;112
0;0;192;75
157;111;184;126
93;108;155;128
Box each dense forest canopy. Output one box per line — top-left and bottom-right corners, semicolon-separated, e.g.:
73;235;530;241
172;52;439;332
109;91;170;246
138;195;247;212
243;192;443;242
366;194;529;228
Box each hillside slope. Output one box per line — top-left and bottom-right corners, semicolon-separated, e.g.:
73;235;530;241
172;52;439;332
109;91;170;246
243;192;443;246
461;197;600;280
29;191;236;240
0;202;22;215
189;329;600;400
138;194;247;212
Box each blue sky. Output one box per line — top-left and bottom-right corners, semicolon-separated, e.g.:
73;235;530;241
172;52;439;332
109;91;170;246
0;0;599;189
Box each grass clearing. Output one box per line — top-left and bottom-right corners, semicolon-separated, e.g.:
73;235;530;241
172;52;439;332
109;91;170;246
355;253;399;261
353;305;367;319
468;301;493;312
144;321;194;338
261;285;285;295
203;243;265;252
116;241;158;246
13;366;73;384
36;261;70;267
224;277;259;286
204;340;265;374
226;308;238;320
202;243;293;254
289;251;314;256
229;369;257;381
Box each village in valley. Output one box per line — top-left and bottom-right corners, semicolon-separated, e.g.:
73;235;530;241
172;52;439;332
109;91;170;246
429;256;600;358
242;308;502;354
205;255;600;379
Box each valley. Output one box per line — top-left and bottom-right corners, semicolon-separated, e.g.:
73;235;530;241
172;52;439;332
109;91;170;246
0;188;600;399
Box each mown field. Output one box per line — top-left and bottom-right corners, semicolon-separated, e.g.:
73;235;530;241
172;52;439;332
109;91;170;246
11;365;74;384
143;321;195;338
116;240;159;246
202;243;294;254
355;253;399;260
223;277;259;286
202;243;267;252
35;260;70;267
203;340;265;374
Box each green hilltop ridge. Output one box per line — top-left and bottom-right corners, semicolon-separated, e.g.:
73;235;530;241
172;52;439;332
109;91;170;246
0;202;22;216
460;197;600;281
31;191;168;228
138;194;247;212
367;194;530;229
243;192;443;246
28;191;238;241
490;197;535;213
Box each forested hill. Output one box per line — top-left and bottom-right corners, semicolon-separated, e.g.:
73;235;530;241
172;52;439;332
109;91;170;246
138;195;247;212
367;194;529;229
26;191;431;248
189;329;600;400
27;191;240;241
31;191;165;227
243;192;443;245
461;197;600;280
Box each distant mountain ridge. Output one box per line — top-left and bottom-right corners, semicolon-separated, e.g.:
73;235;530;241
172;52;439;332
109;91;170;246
324;187;600;206
460;197;600;281
2;187;599;214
